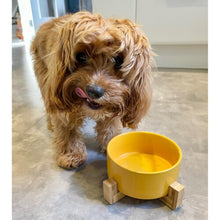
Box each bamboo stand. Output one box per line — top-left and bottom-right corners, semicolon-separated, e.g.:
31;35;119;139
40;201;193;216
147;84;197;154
103;178;184;210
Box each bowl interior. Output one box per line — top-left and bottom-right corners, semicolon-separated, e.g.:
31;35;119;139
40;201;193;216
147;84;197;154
107;132;182;173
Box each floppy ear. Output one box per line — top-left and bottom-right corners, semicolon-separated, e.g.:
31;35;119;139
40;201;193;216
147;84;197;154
45;18;77;113
45;12;103;113
121;24;153;129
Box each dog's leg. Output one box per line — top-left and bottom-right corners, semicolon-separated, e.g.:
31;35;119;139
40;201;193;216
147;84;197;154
96;117;123;153
53;115;87;169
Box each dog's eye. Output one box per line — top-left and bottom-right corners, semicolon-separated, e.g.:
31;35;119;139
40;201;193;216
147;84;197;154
114;55;124;69
65;67;71;75
76;52;88;64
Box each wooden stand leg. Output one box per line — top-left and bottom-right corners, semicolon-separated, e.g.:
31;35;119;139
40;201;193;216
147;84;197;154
160;181;184;210
103;178;125;204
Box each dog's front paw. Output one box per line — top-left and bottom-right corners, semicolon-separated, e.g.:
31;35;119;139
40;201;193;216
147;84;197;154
56;151;87;169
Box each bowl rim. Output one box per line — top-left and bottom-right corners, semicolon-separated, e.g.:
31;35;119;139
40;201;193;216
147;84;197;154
107;131;182;175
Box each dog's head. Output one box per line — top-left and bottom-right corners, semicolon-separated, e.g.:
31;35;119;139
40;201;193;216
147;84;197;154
47;11;153;129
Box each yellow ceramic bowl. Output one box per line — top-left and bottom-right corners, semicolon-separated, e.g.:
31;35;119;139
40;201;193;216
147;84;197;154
107;131;182;199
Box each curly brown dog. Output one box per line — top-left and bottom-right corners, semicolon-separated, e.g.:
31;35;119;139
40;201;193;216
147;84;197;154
31;11;153;169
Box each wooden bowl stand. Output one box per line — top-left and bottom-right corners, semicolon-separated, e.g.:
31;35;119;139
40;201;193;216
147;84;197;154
103;178;184;210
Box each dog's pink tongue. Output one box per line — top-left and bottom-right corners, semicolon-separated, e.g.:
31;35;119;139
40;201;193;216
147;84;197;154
75;87;90;99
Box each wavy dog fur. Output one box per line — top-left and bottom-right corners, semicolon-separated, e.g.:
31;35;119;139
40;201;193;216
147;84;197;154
31;11;153;169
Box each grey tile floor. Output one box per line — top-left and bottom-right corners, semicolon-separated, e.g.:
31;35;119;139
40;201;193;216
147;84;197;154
12;44;208;220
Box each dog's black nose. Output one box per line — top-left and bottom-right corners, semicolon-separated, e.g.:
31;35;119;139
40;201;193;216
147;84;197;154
86;84;105;99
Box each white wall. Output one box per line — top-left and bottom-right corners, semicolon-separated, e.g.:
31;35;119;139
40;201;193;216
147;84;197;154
17;0;35;50
136;0;208;45
136;0;208;69
92;0;208;69
92;0;136;21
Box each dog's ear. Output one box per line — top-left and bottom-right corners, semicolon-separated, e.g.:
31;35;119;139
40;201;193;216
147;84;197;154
45;38;72;113
44;17;76;112
45;12;98;113
121;21;153;129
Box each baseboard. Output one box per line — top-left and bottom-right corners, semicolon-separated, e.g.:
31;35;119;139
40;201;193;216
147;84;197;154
152;44;208;69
